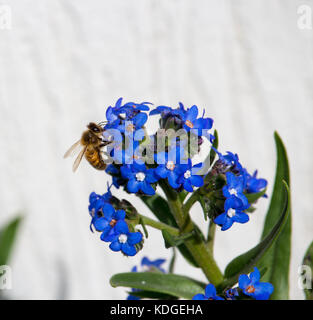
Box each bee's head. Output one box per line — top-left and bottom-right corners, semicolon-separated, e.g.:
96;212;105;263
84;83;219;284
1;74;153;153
87;122;102;134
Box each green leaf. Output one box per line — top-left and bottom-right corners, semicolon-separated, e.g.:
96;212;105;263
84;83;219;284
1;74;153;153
140;194;199;268
301;241;313;300
111;272;206;299
244;189;267;204
169;248;176;273
0;216;22;265
257;132;291;300
140;194;177;227
209;130;219;166
161;230;194;249
222;182;290;289
127;290;178;300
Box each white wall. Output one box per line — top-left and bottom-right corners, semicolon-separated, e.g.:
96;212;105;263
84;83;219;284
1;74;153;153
0;0;312;299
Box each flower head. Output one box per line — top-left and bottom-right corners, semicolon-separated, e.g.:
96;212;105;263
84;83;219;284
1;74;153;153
214;195;250;231
102;220;142;256
177;159;204;192
182;105;213;135
192;284;224;300
239;267;274;300
121;163;158;195
223;171;249;208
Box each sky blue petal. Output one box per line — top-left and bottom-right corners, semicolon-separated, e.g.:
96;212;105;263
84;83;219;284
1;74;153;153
183;179;194;192
102;203;115;217
190;175;204;187
127;232;143;245
214;213;226;225
250;267;261;283
121;165;133;179
238;274;250;290
205;284;216;298
114;210;126;220
100;225;112;237
253;282;274;300
122;243;137;256
155;165;168;178
233;212;249;224
109;240;122;252
185;105;198;121
115;220;129;234
192;294;206;300
168;171;180;188
141;181;155;195
134;112;148;127
94;217;109;231
221;218;234;231
127;179;140;193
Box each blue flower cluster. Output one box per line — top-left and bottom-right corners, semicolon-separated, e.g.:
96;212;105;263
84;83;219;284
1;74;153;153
127;257;166;300
192;267;273;300
213;150;267;231
104;98;214;195
89;189;142;256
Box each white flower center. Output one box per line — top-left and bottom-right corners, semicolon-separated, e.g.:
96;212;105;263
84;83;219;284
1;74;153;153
118;234;128;244
227;208;236;218
135;172;146;181
166;161;175;171
229;188;238;196
184;170;191;179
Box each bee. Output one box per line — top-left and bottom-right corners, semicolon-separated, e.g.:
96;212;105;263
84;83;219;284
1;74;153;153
64;122;109;172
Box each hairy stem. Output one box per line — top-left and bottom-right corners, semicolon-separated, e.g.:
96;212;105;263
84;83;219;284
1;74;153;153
159;180;224;285
137;215;180;236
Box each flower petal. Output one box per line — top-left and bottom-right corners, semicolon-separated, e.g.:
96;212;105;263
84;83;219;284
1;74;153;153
127;232;143;245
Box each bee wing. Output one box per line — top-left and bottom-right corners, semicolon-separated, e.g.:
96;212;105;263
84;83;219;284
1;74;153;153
64;140;82;158
72;146;87;172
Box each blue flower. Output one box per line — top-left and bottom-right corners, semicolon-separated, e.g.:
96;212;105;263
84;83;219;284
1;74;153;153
214;196;250;231
182;105;213;135
225;288;239;300
192;284;224;300
102;220;142;256
177;159;204;192
223;171;249;208
126;257;166;300
117;112;148;138
239;267;274;300
121;163;158;195
150;105;183;124
93;203;126;240
88;190;113;231
141;257;166;273
244;170;267;194
154;147;187;189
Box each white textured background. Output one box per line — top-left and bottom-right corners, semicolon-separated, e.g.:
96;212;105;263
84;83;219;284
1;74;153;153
0;0;312;299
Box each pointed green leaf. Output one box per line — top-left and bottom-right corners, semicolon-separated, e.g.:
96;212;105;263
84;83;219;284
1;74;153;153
169;248;176;273
111;272;206;299
221;182;289;289
0;216;22;266
127;290;178;300
210;130;219;166
140;194;177;227
257;132;291;300
244;189;267;204
301;241;313;300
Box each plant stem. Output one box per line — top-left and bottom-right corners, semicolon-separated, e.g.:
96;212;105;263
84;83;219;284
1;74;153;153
207;221;216;253
159;180;224;286
138;214;180;236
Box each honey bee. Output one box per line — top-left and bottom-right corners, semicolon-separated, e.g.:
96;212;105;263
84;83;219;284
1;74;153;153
64;122;109;172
